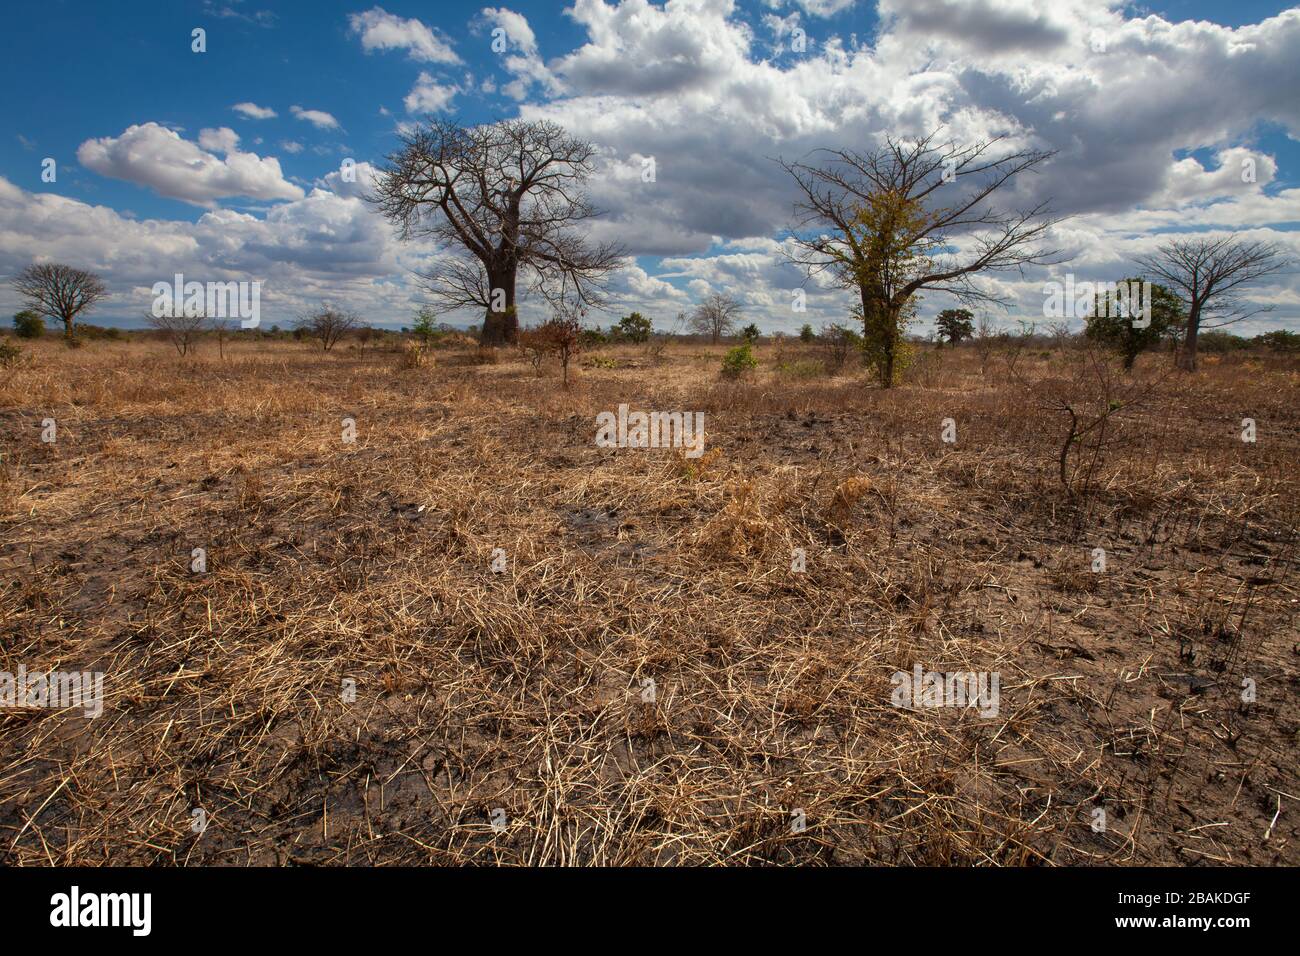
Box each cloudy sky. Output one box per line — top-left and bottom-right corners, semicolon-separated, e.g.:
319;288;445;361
1;0;1298;334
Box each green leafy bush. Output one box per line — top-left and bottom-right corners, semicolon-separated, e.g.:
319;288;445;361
720;343;758;379
1255;330;1300;352
1197;331;1251;353
615;312;652;344
13;310;44;338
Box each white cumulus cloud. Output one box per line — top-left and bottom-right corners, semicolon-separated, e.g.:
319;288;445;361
76;123;304;207
232;102;277;120
348;6;461;64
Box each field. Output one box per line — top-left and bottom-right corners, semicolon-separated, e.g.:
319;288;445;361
1;334;1297;865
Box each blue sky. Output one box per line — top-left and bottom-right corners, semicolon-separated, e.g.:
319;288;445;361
2;0;1298;333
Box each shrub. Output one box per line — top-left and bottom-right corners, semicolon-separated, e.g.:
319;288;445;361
799;323;815;343
13;310;44;338
817;323;862;374
533;309;584;387
1196;331;1251;353
68;323;123;341
615;312;652;344
1255;330;1300;352
397;341;428;369
720;343;758;379
0;340;24;368
517;327;551;373
412;307;437;347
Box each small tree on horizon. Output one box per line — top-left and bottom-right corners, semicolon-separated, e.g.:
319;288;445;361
689;292;743;344
412;307;437;348
935;308;975;345
148;309;207;357
298;307;359;352
211;317;236;360
12;263;109;342
537;303;585;388
371;118;623;347
1134;236;1288;371
13;310;45;338
356;324;377;358
616;312;653;344
782;130;1061;388
1084;277;1184;370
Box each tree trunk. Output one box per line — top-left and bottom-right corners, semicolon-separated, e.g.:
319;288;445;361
481;264;518;346
62;315;74;340
1178;301;1201;371
881;325;896;389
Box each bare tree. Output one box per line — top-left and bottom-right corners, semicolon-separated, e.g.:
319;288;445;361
371;118;624;346
298;307;359;352
356;325;377;358
971;313;1007;379
210;317;235;360
11;263;109;341
689;292;744;345
1134;236;1288;371
517;326;550;375
780;131;1062;386
148;310;207;357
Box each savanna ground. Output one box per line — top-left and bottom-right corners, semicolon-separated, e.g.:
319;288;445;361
0;331;1296;865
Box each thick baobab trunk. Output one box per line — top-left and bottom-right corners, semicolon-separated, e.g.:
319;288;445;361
1178;302;1201;372
879;308;899;389
858;285;898;389
480;265;518;346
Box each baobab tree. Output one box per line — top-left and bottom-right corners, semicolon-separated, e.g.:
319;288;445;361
1134;236;1288;371
781;132;1062;387
11;263;109;341
370;118;623;346
689;292;744;344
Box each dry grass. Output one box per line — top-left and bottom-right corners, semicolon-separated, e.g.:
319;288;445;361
0;334;1296;865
